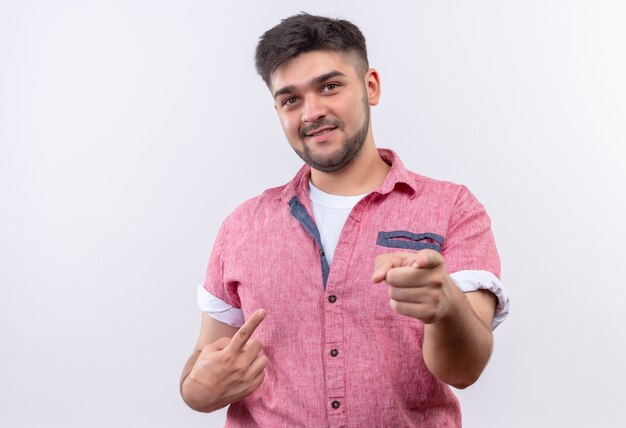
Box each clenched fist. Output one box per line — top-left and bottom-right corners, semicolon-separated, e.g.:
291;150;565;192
182;309;269;412
371;250;460;324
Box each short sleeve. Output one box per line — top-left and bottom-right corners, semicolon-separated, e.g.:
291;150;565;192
202;220;241;309
450;270;510;329
442;186;501;278
197;284;245;327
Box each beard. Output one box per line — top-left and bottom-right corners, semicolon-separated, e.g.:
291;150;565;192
291;96;370;173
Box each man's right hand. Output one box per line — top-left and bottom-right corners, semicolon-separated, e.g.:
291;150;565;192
181;308;268;412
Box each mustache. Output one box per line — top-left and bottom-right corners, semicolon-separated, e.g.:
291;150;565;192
299;118;342;139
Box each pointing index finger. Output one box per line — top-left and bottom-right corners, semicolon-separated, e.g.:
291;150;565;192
372;252;413;283
227;308;266;352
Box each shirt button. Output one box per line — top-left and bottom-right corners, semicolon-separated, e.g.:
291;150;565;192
319;249;325;257
328;295;337;303
331;400;340;409
330;349;338;357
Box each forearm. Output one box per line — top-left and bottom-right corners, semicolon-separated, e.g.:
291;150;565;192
422;284;494;389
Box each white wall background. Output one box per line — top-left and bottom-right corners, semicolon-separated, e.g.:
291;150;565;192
1;1;625;426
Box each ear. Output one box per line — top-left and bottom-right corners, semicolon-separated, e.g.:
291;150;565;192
365;68;381;106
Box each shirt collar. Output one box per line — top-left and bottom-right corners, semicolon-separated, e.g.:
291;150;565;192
280;148;417;203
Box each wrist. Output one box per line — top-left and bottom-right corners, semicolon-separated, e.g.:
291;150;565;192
436;276;469;325
181;375;222;413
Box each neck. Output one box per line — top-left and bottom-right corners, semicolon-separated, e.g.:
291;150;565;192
309;140;390;196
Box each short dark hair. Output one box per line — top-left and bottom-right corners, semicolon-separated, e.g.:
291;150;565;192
255;13;369;87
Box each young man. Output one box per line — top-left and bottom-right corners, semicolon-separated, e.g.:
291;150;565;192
180;13;509;427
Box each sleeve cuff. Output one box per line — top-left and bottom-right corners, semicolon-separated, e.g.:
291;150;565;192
197;284;245;328
449;270;510;330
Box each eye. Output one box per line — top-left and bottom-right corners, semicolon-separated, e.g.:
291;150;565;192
322;83;340;92
282;96;299;107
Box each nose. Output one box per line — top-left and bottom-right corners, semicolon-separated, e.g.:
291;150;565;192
301;95;327;123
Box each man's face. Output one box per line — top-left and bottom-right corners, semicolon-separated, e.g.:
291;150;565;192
270;50;378;173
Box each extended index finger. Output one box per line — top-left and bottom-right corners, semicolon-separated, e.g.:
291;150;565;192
371;252;414;283
226;308;266;352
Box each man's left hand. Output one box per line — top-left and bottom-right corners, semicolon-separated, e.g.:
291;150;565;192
371;250;460;324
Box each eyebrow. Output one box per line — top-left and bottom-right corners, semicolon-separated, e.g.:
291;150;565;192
273;70;347;100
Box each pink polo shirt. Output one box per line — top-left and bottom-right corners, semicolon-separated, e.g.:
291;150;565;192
203;149;501;427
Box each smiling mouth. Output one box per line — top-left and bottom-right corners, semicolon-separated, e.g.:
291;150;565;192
306;127;337;137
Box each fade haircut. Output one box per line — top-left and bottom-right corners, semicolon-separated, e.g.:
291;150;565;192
255;13;369;87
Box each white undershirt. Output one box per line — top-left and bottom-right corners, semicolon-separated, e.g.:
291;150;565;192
308;180;367;266
197;181;510;329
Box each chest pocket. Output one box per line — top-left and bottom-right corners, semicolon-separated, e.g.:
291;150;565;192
376;230;444;252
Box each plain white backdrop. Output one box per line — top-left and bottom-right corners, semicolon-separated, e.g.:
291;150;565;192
1;1;625;426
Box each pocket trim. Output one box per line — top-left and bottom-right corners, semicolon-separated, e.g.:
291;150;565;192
376;230;444;252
